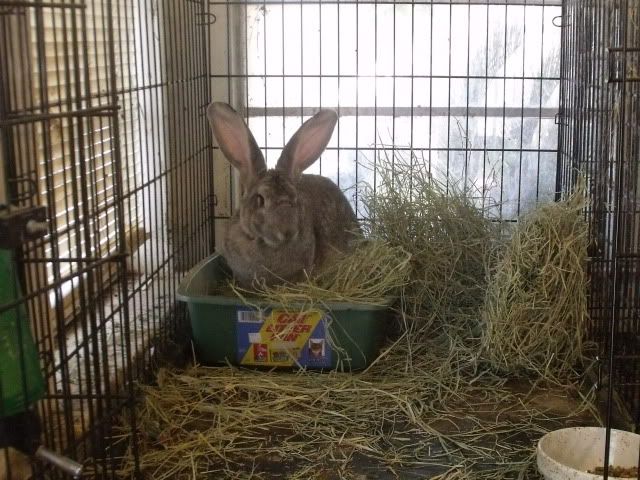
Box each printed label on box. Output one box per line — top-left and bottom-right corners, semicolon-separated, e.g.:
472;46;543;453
236;308;332;367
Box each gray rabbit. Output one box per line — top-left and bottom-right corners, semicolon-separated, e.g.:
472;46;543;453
206;102;360;286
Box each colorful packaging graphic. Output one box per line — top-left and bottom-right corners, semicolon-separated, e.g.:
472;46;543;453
237;308;332;367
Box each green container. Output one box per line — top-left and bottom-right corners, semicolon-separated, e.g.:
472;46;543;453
177;254;393;371
0;249;45;417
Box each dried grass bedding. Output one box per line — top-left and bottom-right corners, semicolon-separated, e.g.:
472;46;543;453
118;154;597;479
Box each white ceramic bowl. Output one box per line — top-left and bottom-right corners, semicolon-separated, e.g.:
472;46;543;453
537;427;640;479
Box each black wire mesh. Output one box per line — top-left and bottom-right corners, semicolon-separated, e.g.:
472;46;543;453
1;0;636;478
558;0;640;425
209;1;563;226
0;0;212;478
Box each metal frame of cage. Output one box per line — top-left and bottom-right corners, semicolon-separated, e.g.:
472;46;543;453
0;0;212;478
0;0;637;478
558;0;640;476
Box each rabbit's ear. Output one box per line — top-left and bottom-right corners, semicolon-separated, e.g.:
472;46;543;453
277;110;338;177
207;102;266;183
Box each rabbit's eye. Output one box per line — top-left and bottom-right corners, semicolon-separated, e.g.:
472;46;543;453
255;194;265;208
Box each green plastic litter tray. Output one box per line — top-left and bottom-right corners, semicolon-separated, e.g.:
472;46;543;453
177;254;393;371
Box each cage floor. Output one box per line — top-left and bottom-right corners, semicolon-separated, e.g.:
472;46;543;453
307;383;596;478
120;366;603;479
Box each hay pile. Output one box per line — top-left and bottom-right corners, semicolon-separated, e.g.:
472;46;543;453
481;187;590;380
123;364;596;480
359;152;499;339
118;153;596;479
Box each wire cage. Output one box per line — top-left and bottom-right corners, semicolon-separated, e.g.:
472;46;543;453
1;0;212;478
0;0;637;478
209;0;562;224
558;0;640;427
